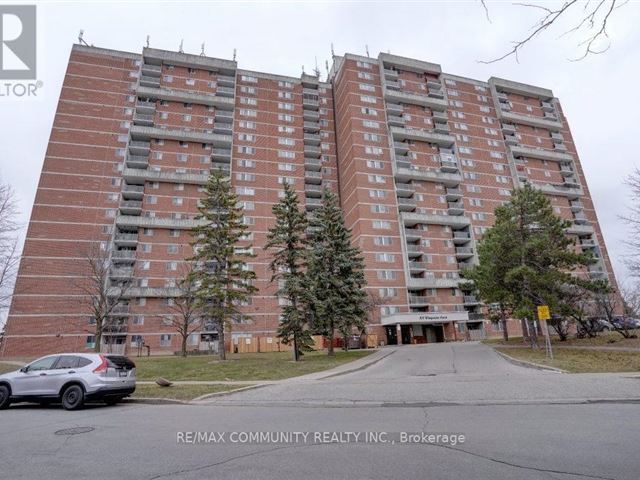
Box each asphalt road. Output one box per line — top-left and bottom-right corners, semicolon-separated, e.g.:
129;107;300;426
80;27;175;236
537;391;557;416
2;342;639;480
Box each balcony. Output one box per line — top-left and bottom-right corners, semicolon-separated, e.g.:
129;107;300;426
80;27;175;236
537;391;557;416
463;295;479;305
116;215;206;230
570;200;584;212
124;168;211;186
126;155;149;169
394;141;410;154
122;184;144;200
397;197;417;212
135;100;156;114
304;144;322;158
574;212;589;224
384;68;399;79
541;101;555;112
217;75;236;88
384;87;448;111
129;141;150;156
390;125;455;147
114;233;138;246
216;86;235;98
386;80;400;90
112;250;136;263
551;132;564;142
388;115;405;127
133;113;154;126
108;306;130;317
139;75;160;88
432;110;448;122
305;197;322;211
433;122;449;134
563;176;580;188
455;247;474;259
304;133;322;145
447;201;464;215
535;182;583;199
565;223;594;235
560;165;574;176
440;157;459;173
408;261;428;272
305;184;324;197
215;110;234;123
213;123;232;135
210;162;230;173
427;87;445;99
130;125;232;148
406;244;422;257
305;171;323;184
386;103;404;116
119;200;142;215
501;123;516;135
109;267;134;280
395;183;415;197
141;63;161;76
409;295;430;306
303;110;320;121
304;121;321;132
504;135;519;146
304;157;322;171
136;86;235;110
445;187;463;200
499;110;563;131
303;96;320;110
453;231;471;244
510;145;573;163
404;228;422;241
211;148;232;162
394;165;462;188
407;277;460;289
580;238;596;248
554;143;568;152
401;211;471;228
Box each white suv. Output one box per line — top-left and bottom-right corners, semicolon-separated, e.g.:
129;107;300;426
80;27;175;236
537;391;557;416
0;353;136;410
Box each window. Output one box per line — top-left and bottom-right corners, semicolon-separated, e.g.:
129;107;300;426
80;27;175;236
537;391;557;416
160;334;172;347
278;137;295;146
458;146;472;155
278;163;295;171
238;159;256;168
364;133;380;142
133;316;144;325
359;83;375;92
239;120;256;129
237;146;255;155
278;150;295;159
371;204;389;214
361;107;377;116
236;172;256;182
365;146;383;155
356;60;372;69
369;189;386;198
368;174;386;184
86;336;96;349
373;220;391;229
363;120;380;128
278;125;295;134
379;288;397;298
360;95;377;104
239;109;257;117
278;114;294;122
374;236;393;246
278;102;294;111
376;253;395;262
167;261;178;271
366;160;383;169
240;97;257;106
357;72;373;80
172;197;183;206
236;186;255;196
240;86;256;94
167;245;178;254
377;271;397;280
240;75;258;83
131;335;144;347
278;91;293;99
469;198;483;207
278;80;294;88
238;133;255;142
27;356;58;371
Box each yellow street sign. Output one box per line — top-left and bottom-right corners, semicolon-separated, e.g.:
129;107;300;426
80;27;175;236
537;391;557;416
537;305;550;321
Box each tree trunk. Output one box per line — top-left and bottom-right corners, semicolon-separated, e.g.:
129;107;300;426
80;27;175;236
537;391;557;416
327;329;335;356
520;318;529;343
181;335;188;357
500;308;509;342
218;320;226;360
292;335;299;362
94;321;102;353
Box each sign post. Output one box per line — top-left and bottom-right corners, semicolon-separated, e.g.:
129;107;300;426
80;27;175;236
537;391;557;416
537;305;553;360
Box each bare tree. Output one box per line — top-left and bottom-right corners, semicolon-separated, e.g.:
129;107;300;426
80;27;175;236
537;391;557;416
158;262;203;357
0;181;20;314
74;243;133;352
593;284;634;339
479;0;628;63
624;168;640;278
622;284;640;318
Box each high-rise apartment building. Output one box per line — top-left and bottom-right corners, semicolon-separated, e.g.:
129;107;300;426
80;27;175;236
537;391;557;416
1;44;617;357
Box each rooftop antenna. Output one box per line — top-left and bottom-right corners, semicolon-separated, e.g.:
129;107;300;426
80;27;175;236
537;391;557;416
365;44;370;57
301;65;305;75
200;42;205;56
233;48;237;62
146;35;150;48
178;39;184;54
78;30;89;46
330;43;335;57
325;60;329;79
313;56;320;77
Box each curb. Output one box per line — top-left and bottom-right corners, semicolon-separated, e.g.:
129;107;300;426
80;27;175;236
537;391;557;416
494;348;568;373
315;349;396;380
192;384;268;402
122;397;190;405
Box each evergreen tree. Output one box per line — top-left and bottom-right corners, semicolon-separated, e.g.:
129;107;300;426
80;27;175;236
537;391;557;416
189;171;257;360
307;189;367;356
462;184;595;346
265;182;313;361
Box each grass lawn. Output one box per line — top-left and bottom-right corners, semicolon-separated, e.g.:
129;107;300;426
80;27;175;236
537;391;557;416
133;350;372;382
495;347;640;373
485;331;640;349
0;362;20;375
132;384;251;401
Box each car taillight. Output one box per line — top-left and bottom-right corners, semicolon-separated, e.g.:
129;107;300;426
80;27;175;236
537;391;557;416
93;355;108;373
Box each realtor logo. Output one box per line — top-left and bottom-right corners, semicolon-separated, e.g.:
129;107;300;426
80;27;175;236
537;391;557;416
0;5;36;80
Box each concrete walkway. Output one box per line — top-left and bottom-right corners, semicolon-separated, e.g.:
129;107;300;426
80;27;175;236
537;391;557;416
495;343;640;353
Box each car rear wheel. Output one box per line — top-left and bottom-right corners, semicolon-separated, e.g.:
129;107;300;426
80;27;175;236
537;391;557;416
0;385;11;410
61;385;84;411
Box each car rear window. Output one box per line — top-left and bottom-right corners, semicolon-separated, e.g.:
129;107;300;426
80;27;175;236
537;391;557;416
77;357;92;368
55;356;79;369
106;356;136;370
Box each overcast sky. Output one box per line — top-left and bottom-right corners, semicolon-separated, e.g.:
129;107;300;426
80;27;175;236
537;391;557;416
1;0;638;289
